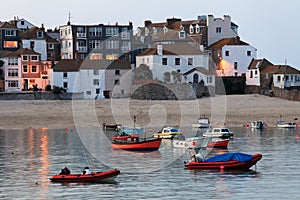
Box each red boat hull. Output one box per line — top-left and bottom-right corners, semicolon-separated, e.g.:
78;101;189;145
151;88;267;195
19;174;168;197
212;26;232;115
185;154;262;170
112;138;162;151
50;169;120;183
207;139;229;148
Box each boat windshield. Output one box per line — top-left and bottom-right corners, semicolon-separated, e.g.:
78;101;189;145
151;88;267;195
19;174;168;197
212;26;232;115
170;128;179;132
221;128;229;132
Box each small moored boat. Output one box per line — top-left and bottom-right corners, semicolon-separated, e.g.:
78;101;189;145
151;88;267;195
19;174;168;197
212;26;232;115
153;126;183;139
276;120;297;128
192;117;211;128
184;152;262;170
50;168;120;183
202;127;233;139
250;121;268;130
112;137;162;151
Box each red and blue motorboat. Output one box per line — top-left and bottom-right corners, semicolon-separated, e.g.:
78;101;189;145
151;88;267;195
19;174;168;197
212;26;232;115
50;168;120;183
185;152;262;170
112;137;162;151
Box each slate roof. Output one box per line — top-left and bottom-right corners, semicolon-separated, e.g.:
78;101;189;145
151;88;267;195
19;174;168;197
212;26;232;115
183;67;216;76
248;58;273;70
53;59;131;72
207;37;249;50
0;48;40;57
137;43;205;56
261;65;300;75
20;27;57;42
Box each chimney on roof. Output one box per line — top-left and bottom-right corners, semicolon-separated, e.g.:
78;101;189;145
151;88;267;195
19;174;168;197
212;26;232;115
144;20;152;27
41;23;45;31
157;45;163;56
166;17;181;27
235;36;240;44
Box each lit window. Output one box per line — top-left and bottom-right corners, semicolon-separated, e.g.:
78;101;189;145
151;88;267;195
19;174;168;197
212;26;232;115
106;53;119;60
90;53;103;60
4;41;18;48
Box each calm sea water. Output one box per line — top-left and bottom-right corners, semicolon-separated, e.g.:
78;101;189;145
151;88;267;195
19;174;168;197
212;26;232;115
0;127;300;200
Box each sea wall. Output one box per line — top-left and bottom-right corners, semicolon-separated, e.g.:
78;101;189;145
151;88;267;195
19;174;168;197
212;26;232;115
0;92;83;100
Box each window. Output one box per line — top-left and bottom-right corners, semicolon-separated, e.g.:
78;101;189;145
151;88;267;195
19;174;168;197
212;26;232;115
234;62;238;70
8;58;18;65
8;69;18;77
31;55;38;61
175;58;180;65
255;70;258;75
225;51;230;56
115;70;120;75
86;91;91;95
37;31;43;38
5;30;16;36
106;27;119;36
247;51;252;56
277;75;281;83
8;80;18;88
48;43;54;49
193;74;199;83
63;82;68;88
162;58;167;65
90;53;103;60
121;27;130;38
93;69;99;75
114;79;120;85
63;72;68;78
21;20;25;25
23;65;28;73
96;88;100;94
106;40;119;49
106;53;119;60
31;66;37;73
188;58;193;65
93;79;99;85
250;71;253;78
4;41;18;48
23;55;28;61
235;72;238;76
216;27;222;33
89;40;102;49
207;76;213;84
89;27;102;36
179;30;185;38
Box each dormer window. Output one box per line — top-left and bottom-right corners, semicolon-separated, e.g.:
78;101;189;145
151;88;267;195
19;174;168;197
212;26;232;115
216;27;222;34
37;31;43;38
189;25;194;34
179;30;185;38
195;24;200;33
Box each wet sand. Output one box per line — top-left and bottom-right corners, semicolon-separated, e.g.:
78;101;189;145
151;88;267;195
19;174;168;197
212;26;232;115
1;94;299;129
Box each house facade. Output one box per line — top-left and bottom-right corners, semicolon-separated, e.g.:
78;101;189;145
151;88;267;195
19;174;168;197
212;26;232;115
208;36;257;76
136;43;209;82
246;58;273;87
0;21;21;52
59;21;134;64
53;58;131;99
1;48;50;91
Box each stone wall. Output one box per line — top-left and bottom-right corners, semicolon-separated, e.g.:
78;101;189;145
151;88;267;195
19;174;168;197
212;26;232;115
131;83;196;100
273;87;300;101
0;92;83;100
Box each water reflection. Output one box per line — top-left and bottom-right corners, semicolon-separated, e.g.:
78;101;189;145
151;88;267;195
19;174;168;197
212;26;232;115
0;127;300;199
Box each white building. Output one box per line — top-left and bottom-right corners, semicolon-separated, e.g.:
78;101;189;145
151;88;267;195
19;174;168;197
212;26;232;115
183;67;215;87
136;43;209;82
208;37;257;76
207;15;238;47
53;58;131;99
246;58;273;86
271;65;300;89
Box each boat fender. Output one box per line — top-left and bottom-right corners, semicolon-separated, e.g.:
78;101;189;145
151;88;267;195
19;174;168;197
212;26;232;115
192;141;196;146
246;123;250;128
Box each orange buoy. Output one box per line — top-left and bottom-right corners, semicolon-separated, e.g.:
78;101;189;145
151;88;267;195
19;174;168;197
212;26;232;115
246;123;250;128
192;141;196;146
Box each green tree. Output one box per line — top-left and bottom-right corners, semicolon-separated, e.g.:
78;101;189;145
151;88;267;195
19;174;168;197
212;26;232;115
133;64;153;80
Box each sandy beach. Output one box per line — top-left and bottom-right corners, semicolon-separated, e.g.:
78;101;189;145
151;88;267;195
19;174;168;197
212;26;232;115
0;94;299;129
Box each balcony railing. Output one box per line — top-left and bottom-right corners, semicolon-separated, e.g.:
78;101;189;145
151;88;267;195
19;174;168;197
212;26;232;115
77;46;87;52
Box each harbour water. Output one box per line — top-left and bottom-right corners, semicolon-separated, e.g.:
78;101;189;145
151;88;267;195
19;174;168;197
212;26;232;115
0;127;300;199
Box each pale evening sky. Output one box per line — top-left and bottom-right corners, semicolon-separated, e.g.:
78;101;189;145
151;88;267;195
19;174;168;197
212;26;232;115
1;0;299;69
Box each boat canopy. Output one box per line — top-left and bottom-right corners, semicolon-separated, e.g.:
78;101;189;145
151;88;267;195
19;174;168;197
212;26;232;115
204;153;253;163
